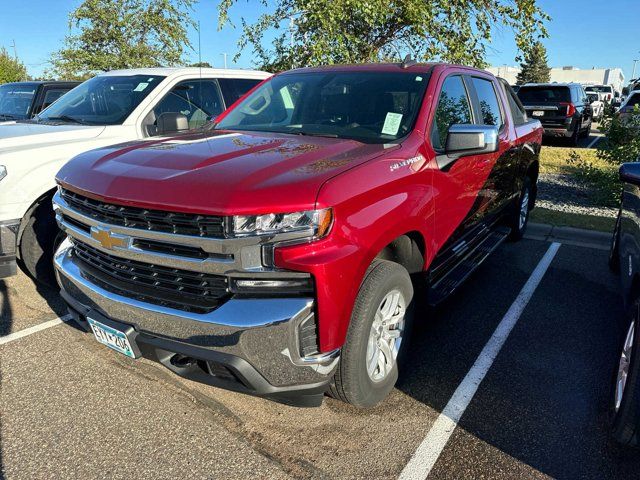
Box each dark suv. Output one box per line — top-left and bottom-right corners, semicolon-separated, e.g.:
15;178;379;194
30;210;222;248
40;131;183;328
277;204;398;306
517;83;593;145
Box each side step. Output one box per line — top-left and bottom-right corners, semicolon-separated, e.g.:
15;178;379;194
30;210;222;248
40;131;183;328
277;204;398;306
428;227;510;305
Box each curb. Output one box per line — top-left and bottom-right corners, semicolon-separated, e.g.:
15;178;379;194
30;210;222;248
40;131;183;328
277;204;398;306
525;222;612;251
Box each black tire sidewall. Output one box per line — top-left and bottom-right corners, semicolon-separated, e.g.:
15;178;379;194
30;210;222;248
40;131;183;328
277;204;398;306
337;259;414;407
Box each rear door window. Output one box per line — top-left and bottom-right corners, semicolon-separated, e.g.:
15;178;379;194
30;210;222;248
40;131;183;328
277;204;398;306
500;80;528;125
471;77;504;128
518;87;571;104
431;75;473;150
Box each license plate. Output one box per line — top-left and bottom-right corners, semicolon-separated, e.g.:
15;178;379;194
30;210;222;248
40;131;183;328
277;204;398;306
88;317;136;358
532;110;545;117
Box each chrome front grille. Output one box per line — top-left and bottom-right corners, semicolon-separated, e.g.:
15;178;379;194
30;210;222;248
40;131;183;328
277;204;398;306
72;240;230;313
60;188;226;238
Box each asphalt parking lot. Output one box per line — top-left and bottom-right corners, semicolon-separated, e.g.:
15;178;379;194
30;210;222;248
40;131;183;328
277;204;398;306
3;233;640;479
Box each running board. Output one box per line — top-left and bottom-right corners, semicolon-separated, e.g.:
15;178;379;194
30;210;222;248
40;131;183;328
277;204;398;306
428;227;510;306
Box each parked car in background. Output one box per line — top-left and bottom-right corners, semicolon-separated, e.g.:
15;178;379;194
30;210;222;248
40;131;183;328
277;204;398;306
0;81;80;122
53;62;543;407
586;91;605;122
0;67;270;285
518;83;592;145
512;85;520;94
586;84;615;103
618;91;640;121
608;163;640;448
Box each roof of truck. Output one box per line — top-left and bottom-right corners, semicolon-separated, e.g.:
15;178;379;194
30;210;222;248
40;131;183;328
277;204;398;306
97;67;271;79
284;62;440;75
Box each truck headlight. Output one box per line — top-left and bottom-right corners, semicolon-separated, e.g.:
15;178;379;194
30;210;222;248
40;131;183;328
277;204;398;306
230;208;333;238
0;166;6;182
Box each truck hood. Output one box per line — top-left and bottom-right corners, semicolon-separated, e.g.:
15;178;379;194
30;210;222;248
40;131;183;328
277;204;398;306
0;122;105;152
57;130;398;215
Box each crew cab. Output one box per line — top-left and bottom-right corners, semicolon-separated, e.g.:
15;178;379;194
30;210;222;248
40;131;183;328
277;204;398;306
53;62;542;407
0;81;80;122
518;83;593;145
0;67;270;284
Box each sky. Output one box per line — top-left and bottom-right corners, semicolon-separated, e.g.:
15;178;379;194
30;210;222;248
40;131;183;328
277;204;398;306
1;0;639;81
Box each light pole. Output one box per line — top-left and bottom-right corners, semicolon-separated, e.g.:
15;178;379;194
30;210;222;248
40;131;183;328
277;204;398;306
632;59;639;81
221;53;228;69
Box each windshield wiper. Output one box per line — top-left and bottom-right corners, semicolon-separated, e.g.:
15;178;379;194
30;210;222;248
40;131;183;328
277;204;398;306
0;114;16;120
292;131;339;138
45;115;87;125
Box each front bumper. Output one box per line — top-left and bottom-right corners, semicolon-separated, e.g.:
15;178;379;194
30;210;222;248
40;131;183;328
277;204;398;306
0;219;19;278
54;240;340;407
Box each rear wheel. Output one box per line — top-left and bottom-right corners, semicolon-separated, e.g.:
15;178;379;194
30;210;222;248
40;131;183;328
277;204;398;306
508;176;532;241
329;259;414;407
568;122;581;146
18;196;64;289
610;299;640;447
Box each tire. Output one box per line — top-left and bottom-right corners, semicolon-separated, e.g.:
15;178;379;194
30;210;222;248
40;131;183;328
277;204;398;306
18;196;65;289
610;299;640;447
568;124;580;147
581;121;592;139
328;259;414;407
508;176;532;241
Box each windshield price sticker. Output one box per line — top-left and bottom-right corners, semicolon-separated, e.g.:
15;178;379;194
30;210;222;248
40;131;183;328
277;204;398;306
381;112;403;136
134;82;149;92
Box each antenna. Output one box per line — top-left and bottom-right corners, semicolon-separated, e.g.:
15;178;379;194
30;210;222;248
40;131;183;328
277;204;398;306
401;54;417;69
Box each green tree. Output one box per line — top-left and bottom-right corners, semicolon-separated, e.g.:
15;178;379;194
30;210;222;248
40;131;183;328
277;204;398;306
217;0;549;71
189;61;214;68
0;48;28;84
49;0;196;80
516;41;550;85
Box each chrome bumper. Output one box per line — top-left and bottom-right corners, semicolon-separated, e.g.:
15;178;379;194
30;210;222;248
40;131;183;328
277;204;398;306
54;239;339;390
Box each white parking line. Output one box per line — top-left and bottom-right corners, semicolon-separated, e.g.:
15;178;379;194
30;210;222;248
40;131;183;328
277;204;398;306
587;136;601;149
0;314;71;346
399;242;561;480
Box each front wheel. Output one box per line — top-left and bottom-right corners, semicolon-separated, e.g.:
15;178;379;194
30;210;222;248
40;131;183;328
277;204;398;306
328;259;414;407
18;197;64;289
610;299;640;448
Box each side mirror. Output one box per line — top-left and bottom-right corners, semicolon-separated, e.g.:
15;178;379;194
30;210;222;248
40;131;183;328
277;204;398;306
156;112;189;135
620;163;640;186
445;124;499;156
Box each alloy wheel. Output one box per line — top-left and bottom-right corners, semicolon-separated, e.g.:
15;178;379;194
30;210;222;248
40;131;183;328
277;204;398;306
615;319;635;412
366;289;406;382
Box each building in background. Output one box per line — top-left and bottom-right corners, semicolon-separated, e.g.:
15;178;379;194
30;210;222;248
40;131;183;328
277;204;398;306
487;66;626;93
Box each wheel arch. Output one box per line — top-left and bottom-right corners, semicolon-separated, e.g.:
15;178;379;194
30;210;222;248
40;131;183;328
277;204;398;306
374;231;426;276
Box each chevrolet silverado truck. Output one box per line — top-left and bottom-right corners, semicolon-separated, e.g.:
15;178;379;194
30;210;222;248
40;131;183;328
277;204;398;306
0;67;270;285
53;62;542;407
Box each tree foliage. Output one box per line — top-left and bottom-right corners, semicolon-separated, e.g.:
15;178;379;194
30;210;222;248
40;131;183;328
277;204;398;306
217;0;549;71
0;48;28;84
49;0;196;80
516;41;550;85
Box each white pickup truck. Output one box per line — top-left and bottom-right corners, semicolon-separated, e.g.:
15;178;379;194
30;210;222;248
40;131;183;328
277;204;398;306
0;67;270;285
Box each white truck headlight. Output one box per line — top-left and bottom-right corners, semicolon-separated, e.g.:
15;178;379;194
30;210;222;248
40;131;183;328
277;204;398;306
230;208;333;238
0;165;6;182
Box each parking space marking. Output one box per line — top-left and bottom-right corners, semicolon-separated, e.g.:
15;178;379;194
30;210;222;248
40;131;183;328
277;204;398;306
399;242;561;480
0;314;71;346
587;136;601;149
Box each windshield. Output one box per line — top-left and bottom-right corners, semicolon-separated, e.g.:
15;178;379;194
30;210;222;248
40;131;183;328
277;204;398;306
0;83;37;120
36;74;165;125
518;86;570;103
587;93;599;103
215;71;430;143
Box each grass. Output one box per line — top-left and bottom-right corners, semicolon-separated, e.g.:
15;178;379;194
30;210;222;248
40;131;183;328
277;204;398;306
530;207;616;233
539;146;615;176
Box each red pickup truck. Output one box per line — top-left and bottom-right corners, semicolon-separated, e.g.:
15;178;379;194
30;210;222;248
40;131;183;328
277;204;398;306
53;62;542;407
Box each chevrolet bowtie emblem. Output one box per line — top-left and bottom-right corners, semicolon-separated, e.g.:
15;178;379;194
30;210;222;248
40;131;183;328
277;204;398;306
90;226;130;250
